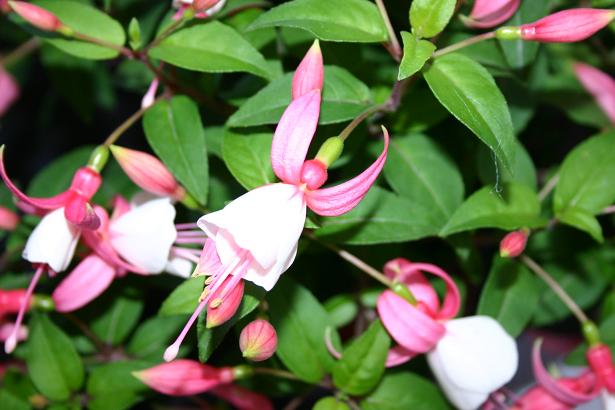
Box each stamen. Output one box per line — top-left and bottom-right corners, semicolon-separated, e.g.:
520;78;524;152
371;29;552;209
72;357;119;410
176;231;206;238
175;222;199;230
170;247;200;264
174;237;207;245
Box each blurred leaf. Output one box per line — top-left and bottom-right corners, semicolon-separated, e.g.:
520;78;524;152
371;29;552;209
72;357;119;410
26;314;84;401
424;53;516;173
498;0;547;69
222;131;275;190
87;360;151;410
143;96;209;205
557;207;603;242
361;372;451;410
159;277;205;317
150;22;271;79
0;390;30;410
89;288;144;346
409;0;456;38
126;316;186;360
324;294;359;328
27;147;91;197
314;397;351;410
332;320;390;395
398;32;436;80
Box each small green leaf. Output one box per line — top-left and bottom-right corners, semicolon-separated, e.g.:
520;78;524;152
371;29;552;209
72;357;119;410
27;147;91;197
150;21;271;79
361;372;451;410
409;0;456;38
324;294;359;328
26;314;84;401
332;320;390;395
126;316;186;360
87;360;150;410
0;390;30;410
143;96;209;205
424;53;516;173
89;288;144;346
314;397;351;410
398;32;436;80
247;0;387;43
222;131;275;190
159;277;205;317
440;183;546;236
557;207;604;243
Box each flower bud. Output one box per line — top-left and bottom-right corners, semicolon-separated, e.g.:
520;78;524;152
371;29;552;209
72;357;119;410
499;229;528;258
292;40;323;100
206;277;244;328
239;319;277;362
9;1;63;32
133;360;235;396
0;206;19;231
463;0;520;29
192;0;219;11
110;145;185;200
141;78;159;109
300;159;328;190
516;8;615;43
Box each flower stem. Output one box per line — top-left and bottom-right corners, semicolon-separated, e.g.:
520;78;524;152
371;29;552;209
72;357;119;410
375;0;401;61
103;100;159;146
520;255;589;324
0;37;40;67
143;19;185;53
339;104;386;141
71;31;133;58
538;173;559;202
64;313;109;354
433;31;496;58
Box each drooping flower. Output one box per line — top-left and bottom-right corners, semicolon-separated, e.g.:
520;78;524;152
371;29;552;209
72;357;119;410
500;228;529;258
8;1;63;32
239;319;277;361
164;40;389;361
0;206;19;231
0;66;19;117
376;258;518;409
462;0;520;29
573;62;615;126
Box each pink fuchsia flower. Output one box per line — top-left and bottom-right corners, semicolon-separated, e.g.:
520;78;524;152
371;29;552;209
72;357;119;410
586;344;615;392
133;359;236;396
463;0;520;29
0;146;103;230
376;258;518;409
500;228;529;258
239;319;277;361
0;66;19;117
574;62;615;126
517;8;615;43
0;206;19;231
8;1;63;32
210;384;274;410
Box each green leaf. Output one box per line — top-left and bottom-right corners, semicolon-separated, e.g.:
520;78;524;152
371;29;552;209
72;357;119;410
424;53;516;173
26;314;84;401
324;294;359;328
222;131;275;190
247;0;388;43
27;147;91;197
89;288;144;346
159;277;205;316
126;316;186;360
477;257;539;337
440;183;546;236
384;134;464;225
398;32;436;80
409;0;456;38
314;397;351;410
361;372;451;410
476;142;537;190
228;66;371;127
557;207;604;243
87;360;150;410
0;390;30;410
143;96;209;205
149;21;271;79
268;277;341;382
30;1;125;60
498;0;547;69
332;320;390;395
554;132;615;217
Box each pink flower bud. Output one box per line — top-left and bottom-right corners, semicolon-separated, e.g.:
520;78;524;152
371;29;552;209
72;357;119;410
133;359;235;396
141;78;159;109
520;8;615;43
0;206;19;231
587;344;615;393
499;229;528;258
300;159;328;190
192;0;219;11
206;277;244;328
239;319;277;362
0;289;29;317
0;66;19;117
464;0;520;29
109;145;185;200
573;62;615;125
9;1;63;32
292;40;323;100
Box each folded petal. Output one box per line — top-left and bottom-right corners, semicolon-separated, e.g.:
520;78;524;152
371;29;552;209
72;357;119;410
0;66;20;116
53;254;116;312
306;127;389;216
271;90;321;185
574;62;615;125
292;40;323;100
465;0;520;29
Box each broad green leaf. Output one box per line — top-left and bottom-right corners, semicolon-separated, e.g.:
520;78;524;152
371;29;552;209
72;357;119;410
409;0;456;38
316;187;442;245
26;314;84;401
89;288;144;346
477;257;539;337
384;134;464;224
222;131;275;190
554;132;615;216
143;96;209;205
498;0;548;69
87;360;150;410
150;21;271;79
557;207;603;243
126;316;186;360
324;294;359;328
228;66;372;127
0;390;30;410
332;320;390;395
424;53;516;172
361;372;451;410
247;0;388;43
30;1;125;60
159;277;205;316
477;142;537;190
268;277;341;382
314;397;351;410
398;32;436;80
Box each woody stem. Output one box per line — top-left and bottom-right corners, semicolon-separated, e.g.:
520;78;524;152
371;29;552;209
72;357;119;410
375;0;402;61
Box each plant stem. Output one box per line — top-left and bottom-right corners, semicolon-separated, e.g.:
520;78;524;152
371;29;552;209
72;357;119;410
520;255;589;324
143;19;185;53
64;313;109;353
433;31;496;58
0;37;40;67
339;104;387;141
538;173;559;202
375;0;402;61
103;101;159;146
72;32;133;58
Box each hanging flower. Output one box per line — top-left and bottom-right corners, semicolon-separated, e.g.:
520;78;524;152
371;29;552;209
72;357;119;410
573;62;615;126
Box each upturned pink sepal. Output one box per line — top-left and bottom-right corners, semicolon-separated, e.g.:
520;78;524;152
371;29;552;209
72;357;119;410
292;40;323;100
0;206;19;231
0;66;19;117
587;344;615;392
206;277;244;328
133;360;235;396
239;319;277;361
211;384;274;410
464;0;520;29
306;127;389;216
574;63;615;125
9;1;63;32
520;9;615;43
500;229;528;258
110;145;185;200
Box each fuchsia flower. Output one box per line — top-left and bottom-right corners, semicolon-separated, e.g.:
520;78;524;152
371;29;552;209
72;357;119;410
574;62;615;126
463;0;520;29
8;1;63;32
0;66;19;117
164;40;389;362
376;258;518;410
518;9;615;43
239;319;277;361
0;206;18;230
172;0;226;20
499;229;528;258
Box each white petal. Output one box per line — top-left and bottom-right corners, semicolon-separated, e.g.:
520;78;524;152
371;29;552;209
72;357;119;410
165;256;193;278
109;198;177;273
603;392;615;410
22;208;80;272
427;316;518;410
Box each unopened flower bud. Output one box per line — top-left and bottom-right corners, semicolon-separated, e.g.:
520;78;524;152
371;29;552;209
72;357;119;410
463;0;520;29
110;145;185;200
315;137;344;168
239;319;277;362
0;206;19;231
499;229;528;258
9;1;63;32
206;278;244;328
300;159;328;190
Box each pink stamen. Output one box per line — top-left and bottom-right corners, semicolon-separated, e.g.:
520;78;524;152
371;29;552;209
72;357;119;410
174;237;208;245
171;247;200;264
176;231;206;238
175;223;199;230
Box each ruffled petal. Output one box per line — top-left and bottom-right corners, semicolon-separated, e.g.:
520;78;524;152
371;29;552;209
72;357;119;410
306;127;389;216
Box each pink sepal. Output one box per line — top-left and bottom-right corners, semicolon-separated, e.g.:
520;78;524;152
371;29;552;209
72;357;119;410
211;384;274;410
271;90;321;185
465;0;520;29
574;63;615;125
0;66;19;117
520;9;615;43
292;40;323;100
0;289;28;317
52;254;116;312
196;238;224;277
385;344;416;367
306;127;389;216
384;258;439;316
64;194;100;230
